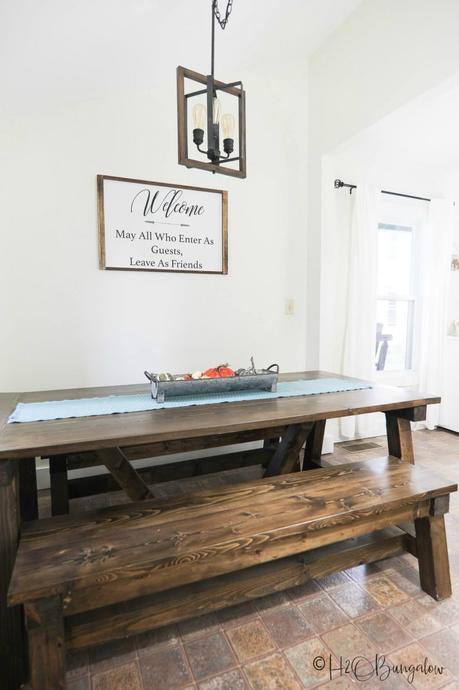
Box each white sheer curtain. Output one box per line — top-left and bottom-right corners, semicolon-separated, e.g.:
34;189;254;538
340;184;380;438
418;199;455;429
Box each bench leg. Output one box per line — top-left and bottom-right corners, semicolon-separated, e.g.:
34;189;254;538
25;596;66;690
415;508;452;601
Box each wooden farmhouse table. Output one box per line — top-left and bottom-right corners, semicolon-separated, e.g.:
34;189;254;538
0;371;440;689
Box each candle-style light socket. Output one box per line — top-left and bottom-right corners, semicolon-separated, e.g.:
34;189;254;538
193;128;204;146
223;138;234;155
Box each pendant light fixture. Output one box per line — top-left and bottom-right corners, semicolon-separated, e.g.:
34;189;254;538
177;0;246;178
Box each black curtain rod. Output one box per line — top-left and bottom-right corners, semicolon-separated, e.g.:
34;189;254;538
334;179;431;203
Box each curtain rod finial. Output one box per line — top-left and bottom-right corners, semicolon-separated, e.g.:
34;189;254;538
334;179;344;189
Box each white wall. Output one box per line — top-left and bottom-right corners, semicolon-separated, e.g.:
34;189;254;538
307;0;459;368
0;63;308;392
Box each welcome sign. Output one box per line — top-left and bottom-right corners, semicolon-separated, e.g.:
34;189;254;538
98;175;228;274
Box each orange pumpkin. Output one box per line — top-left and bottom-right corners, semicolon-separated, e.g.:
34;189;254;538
217;365;235;378
202;364;235;378
202;367;220;378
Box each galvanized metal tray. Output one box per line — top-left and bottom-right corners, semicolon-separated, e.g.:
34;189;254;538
144;364;279;403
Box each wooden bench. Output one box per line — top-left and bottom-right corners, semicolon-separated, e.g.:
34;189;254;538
8;457;457;690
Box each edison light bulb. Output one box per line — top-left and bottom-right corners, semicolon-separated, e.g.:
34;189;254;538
213;97;221;124
192;103;206;130
221;113;235;139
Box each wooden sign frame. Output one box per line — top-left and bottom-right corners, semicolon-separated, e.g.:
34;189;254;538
97;174;228;275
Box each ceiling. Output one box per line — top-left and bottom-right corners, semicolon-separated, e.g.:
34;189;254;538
334;72;459;185
0;0;362;116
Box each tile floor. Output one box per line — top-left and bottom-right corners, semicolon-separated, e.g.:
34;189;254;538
39;429;459;689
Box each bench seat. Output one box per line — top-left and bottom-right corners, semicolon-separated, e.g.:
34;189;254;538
8;456;457;690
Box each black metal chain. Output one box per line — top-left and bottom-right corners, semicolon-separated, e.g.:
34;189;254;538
213;0;233;29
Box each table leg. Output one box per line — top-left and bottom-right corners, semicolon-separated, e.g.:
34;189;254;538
50;456;70;516
385;406;426;464
97;448;154;501
19;458;38;521
0;460;25;689
263;437;280;450
303;420;326;470
264;423;314;477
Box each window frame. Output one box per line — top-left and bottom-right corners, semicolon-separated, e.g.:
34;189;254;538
375;196;427;385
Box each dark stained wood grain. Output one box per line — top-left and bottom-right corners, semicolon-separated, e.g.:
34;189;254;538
0;460;24;690
19;458;38;521
385;409;421;463
49;456;69;516
0;374;443;689
66;527;411;650
66;426;287;469
0;373;441;460
25;596;65;690
303;420;326;470
67;447;272;500
96;448;153;502
415;509;452;601
264;423;313;476
8;457;456;615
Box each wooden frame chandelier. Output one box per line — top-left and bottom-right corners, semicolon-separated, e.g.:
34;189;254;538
177;0;246;178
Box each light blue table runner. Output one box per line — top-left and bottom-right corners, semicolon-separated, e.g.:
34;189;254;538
8;378;371;424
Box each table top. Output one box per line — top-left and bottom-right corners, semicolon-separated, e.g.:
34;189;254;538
0;371;440;460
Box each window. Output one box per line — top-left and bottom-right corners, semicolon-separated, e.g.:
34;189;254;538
376;223;415;371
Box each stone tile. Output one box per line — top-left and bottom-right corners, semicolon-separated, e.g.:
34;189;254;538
185;632;236;681
89;637;136;674
179;613;220;640
139;644;193;690
135;623;179;654
285;636;335;689
91;661;143;690
317;572;352;590
262;605;315;647
415;592;459;626
227;619;276;662
299;594;348;634
357;611;412;652
361;574;409;607
244;653;302;690
216;601;258;628
317;678;358;689
254;591;290;612
322;622;376;660
285;580;322;602
387;600;443;638
68;678;90;690
384;566;422;596
388;642;453;689
345;562;383;583
328;582;380;618
198;668;249;690
419;627;459;676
